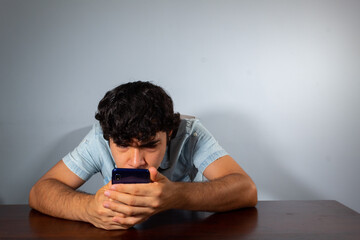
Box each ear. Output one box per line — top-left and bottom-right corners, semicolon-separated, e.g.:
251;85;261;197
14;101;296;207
166;130;173;145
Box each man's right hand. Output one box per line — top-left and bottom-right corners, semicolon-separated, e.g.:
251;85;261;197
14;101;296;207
29;160;149;230
29;160;135;230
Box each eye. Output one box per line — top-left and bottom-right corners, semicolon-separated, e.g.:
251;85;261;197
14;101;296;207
144;142;159;148
143;146;157;153
144;145;157;150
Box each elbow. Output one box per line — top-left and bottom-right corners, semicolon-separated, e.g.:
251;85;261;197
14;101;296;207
234;177;258;209
240;179;257;208
29;184;38;209
248;182;258;207
233;174;258;209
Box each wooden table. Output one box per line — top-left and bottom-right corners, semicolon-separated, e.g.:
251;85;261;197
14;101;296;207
0;201;359;239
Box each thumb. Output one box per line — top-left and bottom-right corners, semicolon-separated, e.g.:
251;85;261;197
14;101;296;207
101;180;112;191
106;180;112;188
149;167;165;182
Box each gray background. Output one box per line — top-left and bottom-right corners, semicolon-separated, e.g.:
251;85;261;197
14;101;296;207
1;0;359;213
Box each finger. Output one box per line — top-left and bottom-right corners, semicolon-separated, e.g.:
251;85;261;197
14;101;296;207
113;215;150;228
110;183;155;196
105;224;128;230
98;221;131;230
149;167;158;182
102;202;126;218
149;167;167;182
96;205;119;218
104;200;154;216
103;208;118;217
104;191;155;207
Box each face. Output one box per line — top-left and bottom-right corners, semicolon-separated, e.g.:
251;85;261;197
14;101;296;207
109;131;169;169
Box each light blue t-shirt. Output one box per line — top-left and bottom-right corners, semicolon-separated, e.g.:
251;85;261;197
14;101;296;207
63;119;228;184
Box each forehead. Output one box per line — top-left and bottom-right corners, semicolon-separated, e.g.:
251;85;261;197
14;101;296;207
137;131;167;141
110;131;167;146
132;133;163;145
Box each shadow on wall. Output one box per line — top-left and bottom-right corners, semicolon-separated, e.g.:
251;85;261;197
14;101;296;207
31;126;104;197
197;111;321;201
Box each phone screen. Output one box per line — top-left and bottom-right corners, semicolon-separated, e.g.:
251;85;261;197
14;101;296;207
112;168;150;184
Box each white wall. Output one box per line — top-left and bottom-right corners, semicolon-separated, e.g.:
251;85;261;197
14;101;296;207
1;0;359;212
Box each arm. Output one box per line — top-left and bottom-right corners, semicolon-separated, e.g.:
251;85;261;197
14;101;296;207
29;160;88;220
173;155;257;211
29;160;126;230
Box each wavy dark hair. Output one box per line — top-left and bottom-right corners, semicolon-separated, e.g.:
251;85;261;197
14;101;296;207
95;81;180;146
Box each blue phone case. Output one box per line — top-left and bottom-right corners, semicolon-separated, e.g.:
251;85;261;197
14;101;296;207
112;168;150;184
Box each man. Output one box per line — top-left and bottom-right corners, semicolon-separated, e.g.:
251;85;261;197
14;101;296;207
29;81;257;230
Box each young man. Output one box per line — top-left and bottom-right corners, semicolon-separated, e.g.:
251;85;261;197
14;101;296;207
29;81;257;230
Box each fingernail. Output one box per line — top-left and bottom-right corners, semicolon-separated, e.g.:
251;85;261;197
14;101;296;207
104;191;110;197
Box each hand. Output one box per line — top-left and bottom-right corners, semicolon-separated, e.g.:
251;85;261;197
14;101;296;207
85;181;129;230
102;167;179;228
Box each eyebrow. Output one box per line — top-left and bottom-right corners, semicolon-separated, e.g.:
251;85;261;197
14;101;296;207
138;140;160;148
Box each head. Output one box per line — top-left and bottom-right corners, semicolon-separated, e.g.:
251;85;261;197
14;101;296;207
95;81;180;169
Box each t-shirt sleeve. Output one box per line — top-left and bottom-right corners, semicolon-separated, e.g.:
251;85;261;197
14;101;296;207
62;126;101;181
192;121;228;176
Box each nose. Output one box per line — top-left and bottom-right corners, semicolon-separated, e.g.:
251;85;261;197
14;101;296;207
128;147;145;168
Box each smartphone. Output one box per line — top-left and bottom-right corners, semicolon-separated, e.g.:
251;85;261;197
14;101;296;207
112;168;151;184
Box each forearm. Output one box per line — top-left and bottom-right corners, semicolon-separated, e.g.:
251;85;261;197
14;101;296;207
29;179;93;222
173;173;257;212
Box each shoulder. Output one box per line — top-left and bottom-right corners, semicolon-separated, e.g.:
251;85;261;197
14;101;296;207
89;121;104;139
175;118;215;142
170;118;217;156
175;118;205;137
77;121;109;152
